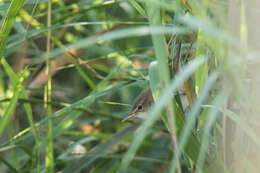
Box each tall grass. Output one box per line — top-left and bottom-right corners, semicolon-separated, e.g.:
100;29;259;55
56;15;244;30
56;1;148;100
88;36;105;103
0;0;259;173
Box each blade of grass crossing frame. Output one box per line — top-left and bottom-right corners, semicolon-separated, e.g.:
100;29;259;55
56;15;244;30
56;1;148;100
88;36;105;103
194;0;209;96
129;0;146;17
0;0;24;57
239;0;248;73
2;59;22;170
38;26;186;61
0;59;22;136
149;61;169;129
195;32;208;95
0;155;19;173
1;58;40;171
45;0;54;172
0;67;5;115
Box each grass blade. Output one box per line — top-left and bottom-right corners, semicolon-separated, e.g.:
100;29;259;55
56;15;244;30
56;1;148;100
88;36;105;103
0;0;24;57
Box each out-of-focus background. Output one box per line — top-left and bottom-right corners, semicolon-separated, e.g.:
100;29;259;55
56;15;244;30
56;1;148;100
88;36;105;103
0;0;260;173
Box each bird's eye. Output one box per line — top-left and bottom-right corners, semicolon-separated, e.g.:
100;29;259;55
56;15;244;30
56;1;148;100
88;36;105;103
137;105;143;110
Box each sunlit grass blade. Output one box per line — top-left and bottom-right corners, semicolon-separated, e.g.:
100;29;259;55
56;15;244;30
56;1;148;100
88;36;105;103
0;0;24;56
0;81;20;136
1;59;36;133
7;22;150;48
195;31;208;95
43;26;186;62
45;1;54;172
149;61;169;129
0;58;27;136
1;57;40;171
129;0;146;16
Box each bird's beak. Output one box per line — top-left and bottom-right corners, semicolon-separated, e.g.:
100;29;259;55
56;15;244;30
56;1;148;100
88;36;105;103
121;112;136;122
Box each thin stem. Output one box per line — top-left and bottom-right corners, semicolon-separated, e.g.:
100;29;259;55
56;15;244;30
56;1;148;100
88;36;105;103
167;107;182;173
45;0;54;172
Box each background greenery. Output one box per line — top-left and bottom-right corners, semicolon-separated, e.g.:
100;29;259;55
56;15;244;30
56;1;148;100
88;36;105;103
0;0;259;173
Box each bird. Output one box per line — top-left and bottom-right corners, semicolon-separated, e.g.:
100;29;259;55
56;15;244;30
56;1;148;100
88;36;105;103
122;88;154;122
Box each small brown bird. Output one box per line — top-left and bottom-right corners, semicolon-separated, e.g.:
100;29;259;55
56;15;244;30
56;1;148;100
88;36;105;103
122;89;154;122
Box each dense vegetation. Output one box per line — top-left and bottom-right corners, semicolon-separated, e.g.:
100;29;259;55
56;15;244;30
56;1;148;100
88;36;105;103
0;0;259;173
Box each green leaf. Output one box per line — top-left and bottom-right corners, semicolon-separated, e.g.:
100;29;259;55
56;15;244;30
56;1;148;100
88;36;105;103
195;32;208;95
0;0;24;57
129;0;146;17
0;155;18;173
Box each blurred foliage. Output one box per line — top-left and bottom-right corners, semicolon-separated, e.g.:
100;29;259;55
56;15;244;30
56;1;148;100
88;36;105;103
0;0;259;173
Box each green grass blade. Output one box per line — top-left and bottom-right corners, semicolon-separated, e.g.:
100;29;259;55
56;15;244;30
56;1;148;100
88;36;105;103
1;57;40;171
129;0;146;17
0;82;20;136
0;58;22;136
43;26;186;61
45;1;54;172
0;0;24;57
195;32;208;95
0;155;18;173
149;61;169;129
